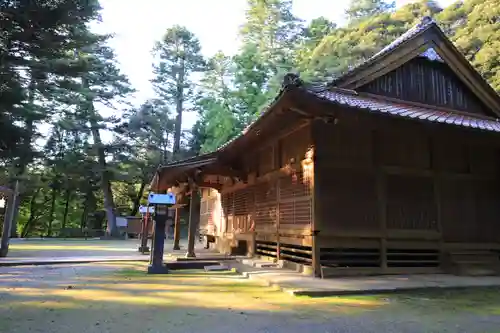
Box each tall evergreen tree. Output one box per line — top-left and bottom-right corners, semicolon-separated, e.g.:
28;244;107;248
345;0;395;23
151;26;205;158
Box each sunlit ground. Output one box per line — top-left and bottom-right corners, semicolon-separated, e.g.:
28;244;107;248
1;262;500;333
6;239;156;258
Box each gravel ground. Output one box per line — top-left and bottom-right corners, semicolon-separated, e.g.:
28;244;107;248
1;262;500;333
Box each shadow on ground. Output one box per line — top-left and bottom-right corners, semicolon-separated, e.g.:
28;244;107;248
1;262;500;332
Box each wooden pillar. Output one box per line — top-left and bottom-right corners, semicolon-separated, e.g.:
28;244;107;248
173;208;181;250
306;136;320;277
275;180;280;261
186;187;201;258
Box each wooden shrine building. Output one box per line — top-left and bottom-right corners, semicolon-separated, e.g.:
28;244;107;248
151;17;500;278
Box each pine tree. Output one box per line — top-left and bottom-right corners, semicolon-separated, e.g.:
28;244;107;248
151;26;205;158
345;0;395;23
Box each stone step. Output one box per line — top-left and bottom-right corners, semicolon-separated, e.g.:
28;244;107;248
254;262;279;268
204;264;231;272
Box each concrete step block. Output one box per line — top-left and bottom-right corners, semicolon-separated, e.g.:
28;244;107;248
204;264;231;272
254;262;279;268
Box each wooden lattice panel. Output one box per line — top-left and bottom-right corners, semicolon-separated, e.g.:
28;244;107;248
433;138;468;173
469;145;499;176
233;187;254;232
321;171;378;230
221;192;234;233
294;198;312;225
278;172;312;225
254;182;277;228
472;180;500;242
199;199;209;230
207;197;215;229
378;131;430;169
386;175;437;230
316;127;372;168
440;178;475;242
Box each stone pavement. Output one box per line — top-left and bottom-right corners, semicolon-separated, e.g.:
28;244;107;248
230;259;500;296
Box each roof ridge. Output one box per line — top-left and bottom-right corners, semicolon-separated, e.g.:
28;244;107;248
330;16;439;87
370;16;436;59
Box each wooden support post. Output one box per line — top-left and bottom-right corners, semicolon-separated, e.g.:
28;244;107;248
173;208;181;250
186;187;201;258
275;180;280;262
307;139;321;278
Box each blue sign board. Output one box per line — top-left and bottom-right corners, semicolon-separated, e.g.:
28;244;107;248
148;193;176;205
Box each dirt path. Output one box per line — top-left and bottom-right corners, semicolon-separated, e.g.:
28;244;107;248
6;239;182;259
1;262;500;333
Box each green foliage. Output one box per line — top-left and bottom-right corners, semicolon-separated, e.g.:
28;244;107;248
2;0;500;238
345;0;395;24
151;25;205;156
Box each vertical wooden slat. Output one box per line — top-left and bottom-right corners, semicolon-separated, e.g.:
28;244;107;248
374;130;387;270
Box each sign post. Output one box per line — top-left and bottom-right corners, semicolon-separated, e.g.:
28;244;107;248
138;205;154;254
147;192;176;274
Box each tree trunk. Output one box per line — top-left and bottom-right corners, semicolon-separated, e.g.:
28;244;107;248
80;190;93;230
62;188;71;231
20;187;41;238
130;180;146;216
47;186;57;237
0;181;19;256
173;58;185;157
12;76;37;238
83;77;117;237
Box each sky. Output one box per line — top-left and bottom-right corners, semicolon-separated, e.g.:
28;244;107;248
92;0;457;131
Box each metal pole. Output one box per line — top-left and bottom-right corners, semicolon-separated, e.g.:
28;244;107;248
0;180;19;257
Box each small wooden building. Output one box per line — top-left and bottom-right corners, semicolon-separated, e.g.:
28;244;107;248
152;18;500;277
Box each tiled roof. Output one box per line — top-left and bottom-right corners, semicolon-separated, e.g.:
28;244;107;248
371;16;435;59
331;16;437;85
308;87;500;132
